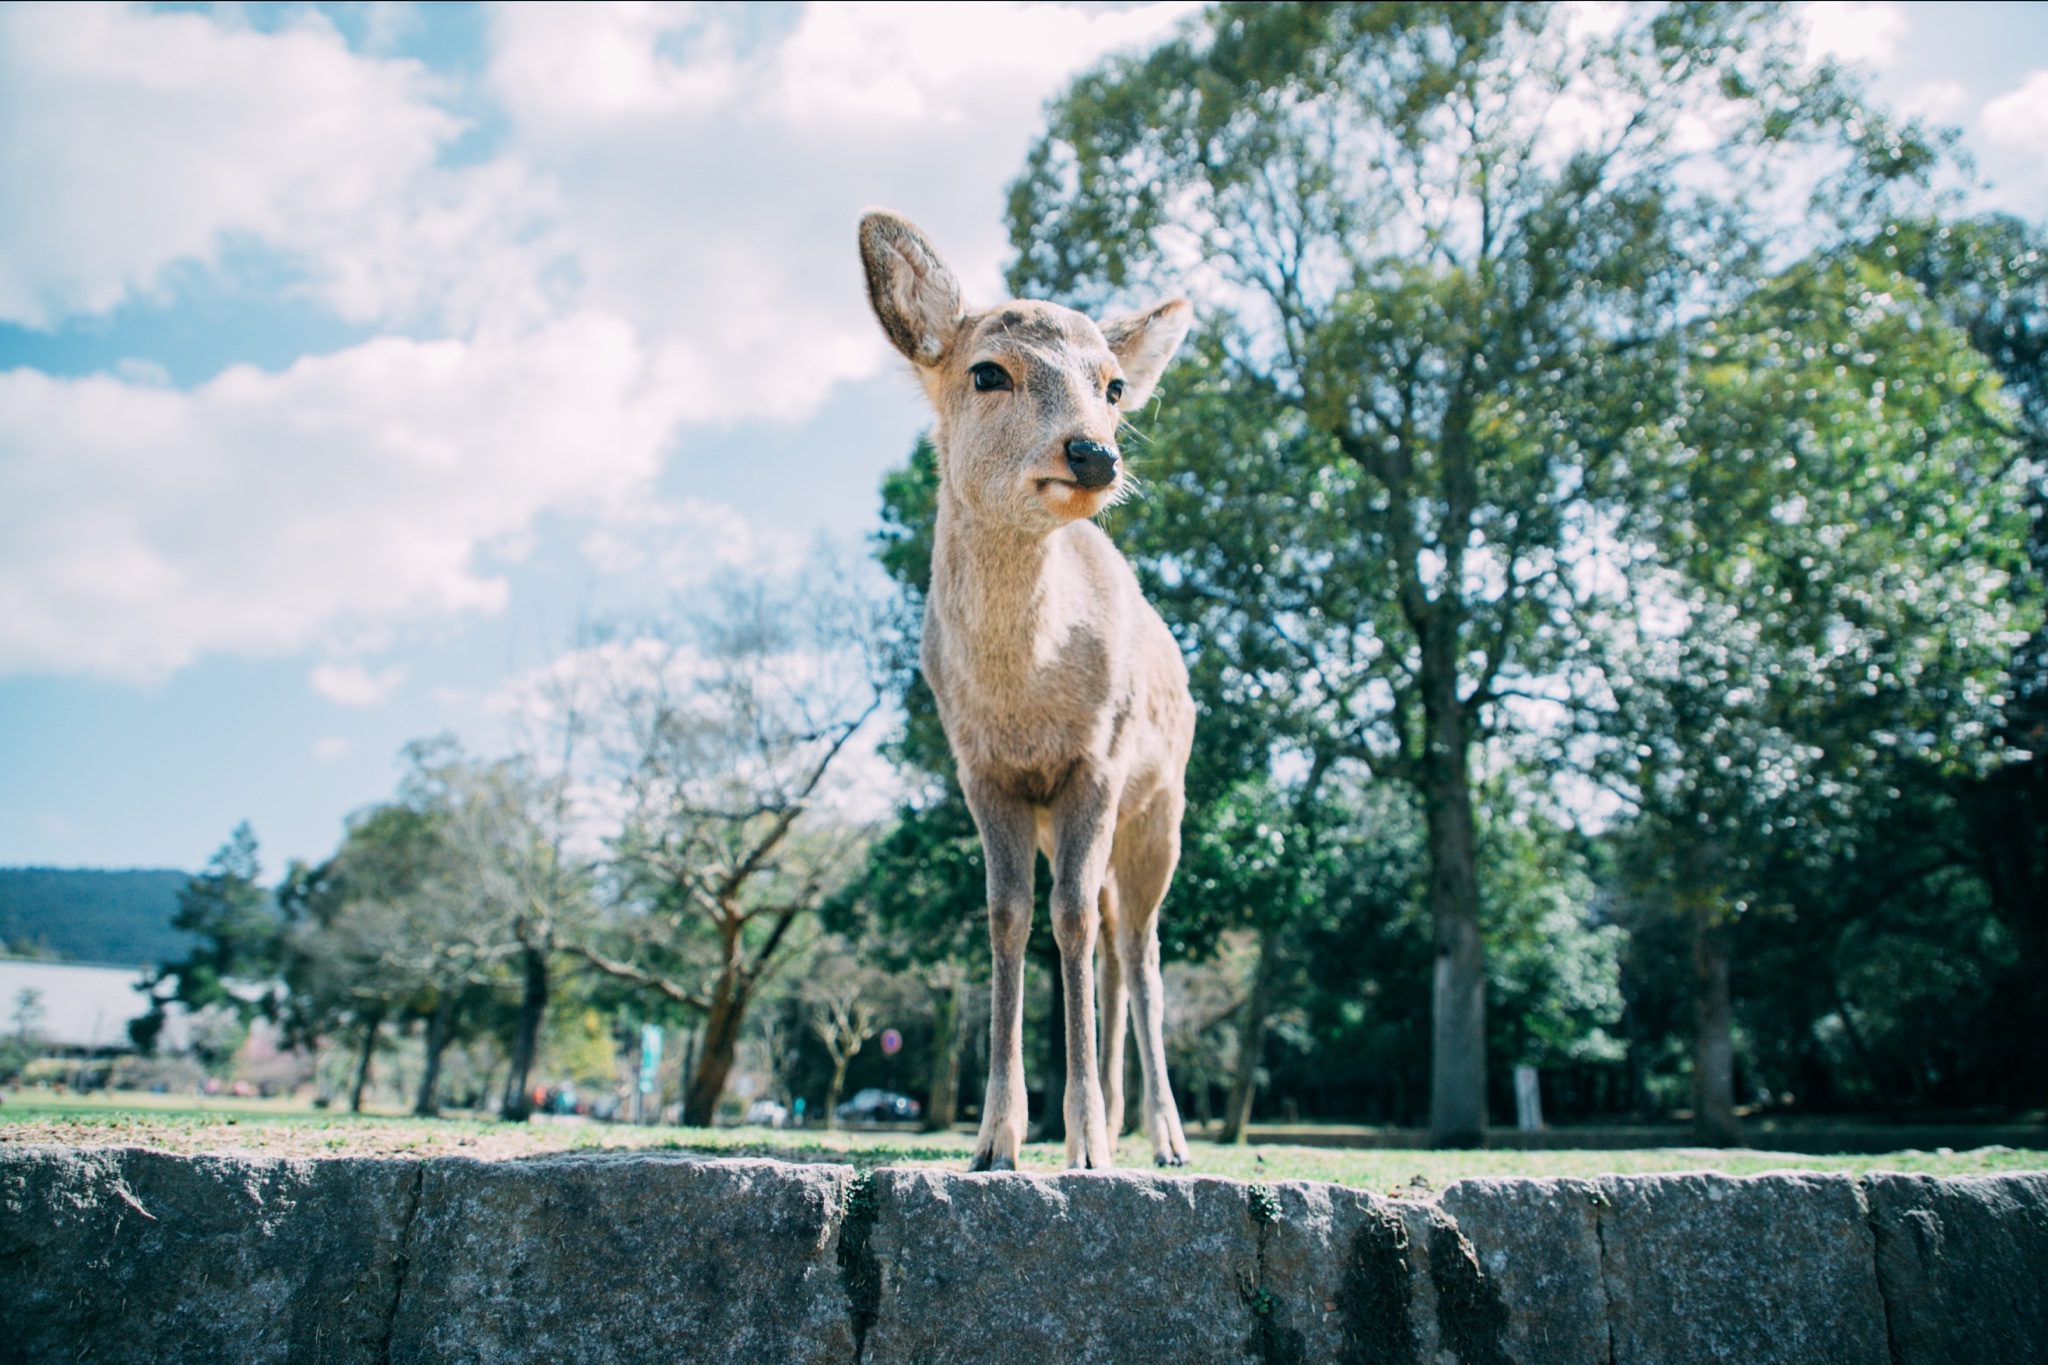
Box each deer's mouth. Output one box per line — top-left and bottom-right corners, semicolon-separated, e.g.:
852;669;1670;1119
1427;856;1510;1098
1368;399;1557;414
1032;476;1116;521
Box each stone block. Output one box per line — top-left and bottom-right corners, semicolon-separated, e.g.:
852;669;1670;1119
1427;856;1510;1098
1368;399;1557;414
1259;1181;1513;1365
0;1144;415;1365
387;1151;854;1365
856;1169;1262;1365
1439;1177;1607;1365
1594;1171;1888;1365
1865;1171;2048;1365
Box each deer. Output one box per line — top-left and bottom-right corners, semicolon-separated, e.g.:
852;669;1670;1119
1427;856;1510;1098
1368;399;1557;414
858;210;1196;1171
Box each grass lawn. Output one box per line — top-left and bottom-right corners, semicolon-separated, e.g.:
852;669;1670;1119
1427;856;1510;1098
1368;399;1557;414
5;1089;2041;1192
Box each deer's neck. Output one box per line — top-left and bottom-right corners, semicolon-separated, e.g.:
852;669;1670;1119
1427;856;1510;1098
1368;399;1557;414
930;488;1064;671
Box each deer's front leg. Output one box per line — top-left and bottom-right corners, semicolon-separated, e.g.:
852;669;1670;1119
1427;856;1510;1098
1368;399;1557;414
1051;774;1117;1170
964;778;1036;1172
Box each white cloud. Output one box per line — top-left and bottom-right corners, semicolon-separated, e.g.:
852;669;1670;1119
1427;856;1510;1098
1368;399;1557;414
1801;1;1907;70
1898;79;1970;122
578;497;803;584
311;736;353;761
482;1;1204;423
309;661;409;706
489;2;1200;129
0;3;556;332
0;312;683;678
1982;70;2048;170
0;2;1202;683
768;2;1203;125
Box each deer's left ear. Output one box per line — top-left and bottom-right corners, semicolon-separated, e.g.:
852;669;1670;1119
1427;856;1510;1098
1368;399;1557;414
1101;299;1193;410
860;211;963;368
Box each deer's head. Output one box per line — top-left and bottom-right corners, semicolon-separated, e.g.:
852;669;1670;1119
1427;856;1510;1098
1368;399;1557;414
859;211;1191;533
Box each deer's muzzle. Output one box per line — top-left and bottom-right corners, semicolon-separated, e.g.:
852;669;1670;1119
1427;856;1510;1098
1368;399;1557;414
1064;439;1119;490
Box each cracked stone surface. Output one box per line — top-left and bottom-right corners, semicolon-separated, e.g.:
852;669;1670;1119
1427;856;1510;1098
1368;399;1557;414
1595;1171;1890;1365
388;1151;855;1365
1866;1171;2048;1365
1257;1179;1448;1365
0;1144;414;1364
1439;1176;1608;1365
856;1168;1262;1365
6;1147;2047;1365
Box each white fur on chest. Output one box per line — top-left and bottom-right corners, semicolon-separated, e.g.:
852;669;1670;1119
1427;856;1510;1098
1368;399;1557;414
925;525;1134;780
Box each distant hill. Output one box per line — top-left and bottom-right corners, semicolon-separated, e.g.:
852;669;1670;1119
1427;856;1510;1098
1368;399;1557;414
0;868;197;967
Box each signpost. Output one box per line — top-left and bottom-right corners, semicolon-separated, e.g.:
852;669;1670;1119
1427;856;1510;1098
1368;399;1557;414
636;1024;663;1125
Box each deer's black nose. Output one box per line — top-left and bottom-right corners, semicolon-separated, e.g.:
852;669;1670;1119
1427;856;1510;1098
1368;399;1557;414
1065;439;1119;489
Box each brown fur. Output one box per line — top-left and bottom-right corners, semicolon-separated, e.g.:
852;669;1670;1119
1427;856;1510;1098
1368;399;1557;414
859;210;1195;1169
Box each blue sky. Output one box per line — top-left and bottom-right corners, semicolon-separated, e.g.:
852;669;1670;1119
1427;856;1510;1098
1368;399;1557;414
3;1;2048;876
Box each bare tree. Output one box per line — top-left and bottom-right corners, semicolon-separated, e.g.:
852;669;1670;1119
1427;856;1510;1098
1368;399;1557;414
572;568;887;1126
806;951;886;1129
1164;947;1254;1135
434;754;592;1121
921;959;969;1134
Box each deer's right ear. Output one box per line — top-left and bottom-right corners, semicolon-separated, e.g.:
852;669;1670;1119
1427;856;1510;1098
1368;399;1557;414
860;211;962;368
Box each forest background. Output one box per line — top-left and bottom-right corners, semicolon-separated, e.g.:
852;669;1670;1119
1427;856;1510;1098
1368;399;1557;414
13;3;2046;1150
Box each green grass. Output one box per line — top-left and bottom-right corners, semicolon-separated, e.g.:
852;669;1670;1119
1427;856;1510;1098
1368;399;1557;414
5;1089;2041;1190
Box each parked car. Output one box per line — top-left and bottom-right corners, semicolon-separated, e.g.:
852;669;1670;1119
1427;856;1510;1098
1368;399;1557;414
744;1098;790;1129
834;1088;921;1125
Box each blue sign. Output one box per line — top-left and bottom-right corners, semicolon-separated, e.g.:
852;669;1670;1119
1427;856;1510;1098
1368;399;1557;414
638;1024;663;1095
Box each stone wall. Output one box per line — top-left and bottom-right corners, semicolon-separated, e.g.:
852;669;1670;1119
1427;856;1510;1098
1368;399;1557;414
3;1146;2043;1364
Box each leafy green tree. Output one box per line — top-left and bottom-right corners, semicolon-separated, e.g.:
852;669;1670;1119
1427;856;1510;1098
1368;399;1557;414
1897;215;2048;1101
432;750;592;1120
131;823;281;1063
279;799;451;1111
1479;793;1624;1102
1173;773;1342;1141
822;789;986;1130
1007;0;1917;1143
278;742;582;1116
1606;245;2038;1140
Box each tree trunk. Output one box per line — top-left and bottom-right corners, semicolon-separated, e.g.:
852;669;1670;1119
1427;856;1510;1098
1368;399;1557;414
824;1052;852;1130
924;978;964;1133
349;1008;382;1114
680;1027;699;1120
1828;975;1896;1121
1037;956;1066;1142
1623;988;1651;1120
414;993;455;1117
1972;762;2048;1101
1220;928;1280;1145
682;974;748;1127
1422;685;1488;1147
1691;901;1741;1146
501;945;549;1121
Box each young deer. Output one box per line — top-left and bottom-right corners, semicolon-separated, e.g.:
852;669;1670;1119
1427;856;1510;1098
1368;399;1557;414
859;210;1195;1170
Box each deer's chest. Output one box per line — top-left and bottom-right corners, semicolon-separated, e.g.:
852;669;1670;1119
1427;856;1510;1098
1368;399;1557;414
923;603;1126;778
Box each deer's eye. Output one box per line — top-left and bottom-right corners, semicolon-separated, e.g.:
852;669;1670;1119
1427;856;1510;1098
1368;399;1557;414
970;362;1012;393
1106;378;1126;405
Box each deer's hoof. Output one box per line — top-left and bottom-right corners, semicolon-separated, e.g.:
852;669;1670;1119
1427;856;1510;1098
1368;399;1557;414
1155;1151;1187;1168
969;1151;1016;1172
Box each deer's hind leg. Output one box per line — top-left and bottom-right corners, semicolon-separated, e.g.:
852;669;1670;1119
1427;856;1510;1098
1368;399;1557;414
1097;878;1129;1142
1113;789;1191;1167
